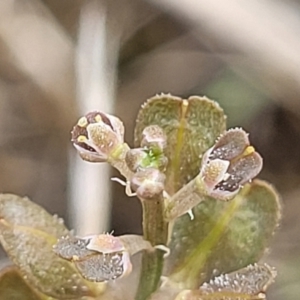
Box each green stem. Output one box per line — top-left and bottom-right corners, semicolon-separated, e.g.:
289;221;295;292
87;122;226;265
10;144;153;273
165;175;206;221
135;194;168;300
142;196;168;244
109;143;134;180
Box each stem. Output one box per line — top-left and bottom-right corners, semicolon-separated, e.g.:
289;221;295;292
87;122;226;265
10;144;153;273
142;196;168;244
109;143;134;180
165;175;206;221
135;194;168;300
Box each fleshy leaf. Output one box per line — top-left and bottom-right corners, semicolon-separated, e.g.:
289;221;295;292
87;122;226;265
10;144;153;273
165;180;281;288
0;266;44;300
134;94;226;194
0;194;102;299
175;264;276;300
175;290;266;300
199;263;276;295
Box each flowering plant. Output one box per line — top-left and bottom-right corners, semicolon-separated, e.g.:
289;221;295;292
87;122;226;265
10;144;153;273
0;94;280;300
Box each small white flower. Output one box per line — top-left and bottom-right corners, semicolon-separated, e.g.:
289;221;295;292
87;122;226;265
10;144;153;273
54;233;154;282
200;128;263;200
71;111;124;163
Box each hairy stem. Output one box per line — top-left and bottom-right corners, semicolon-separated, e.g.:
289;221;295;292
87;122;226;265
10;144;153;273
135;194;168;300
109;143;134;180
165;175;206;221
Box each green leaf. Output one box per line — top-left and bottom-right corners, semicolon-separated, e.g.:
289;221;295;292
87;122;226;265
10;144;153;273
175;290;265;300
134;94;226;194
176;262;276;299
0;266;44;300
198;263;276;296
0;194;102;299
165;180;281;288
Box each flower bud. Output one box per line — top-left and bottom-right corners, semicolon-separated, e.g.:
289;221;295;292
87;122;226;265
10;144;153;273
125;148;149;172
130;168;165;200
71;111;124;162
200;128;263;200
125;148;168;172
141;125;167;153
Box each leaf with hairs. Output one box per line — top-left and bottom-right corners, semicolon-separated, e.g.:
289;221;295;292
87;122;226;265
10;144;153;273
0;194;103;299
175;290;266;300
175;263;276;299
165;180;281;289
0;266;45;300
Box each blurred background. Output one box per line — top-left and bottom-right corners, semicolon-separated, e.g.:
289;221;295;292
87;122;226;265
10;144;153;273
0;0;300;299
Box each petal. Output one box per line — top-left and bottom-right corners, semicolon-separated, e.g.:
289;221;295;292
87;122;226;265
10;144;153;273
130;168;165;199
125;148;149;172
229;151;263;186
73;143;106;162
214;152;263;195
87;123;120;154
201;159;230;191
74;252;131;282
209;128;249;161
53;235;94;261
141;125;167;152
86;234;125;254
103;113;125;143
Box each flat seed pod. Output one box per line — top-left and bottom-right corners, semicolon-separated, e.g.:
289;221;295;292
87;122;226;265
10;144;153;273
134;94;226;194
165;180;281;289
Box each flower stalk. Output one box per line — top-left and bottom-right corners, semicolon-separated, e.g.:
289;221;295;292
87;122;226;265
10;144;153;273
136;192;168;300
165;128;263;221
131;126;169;300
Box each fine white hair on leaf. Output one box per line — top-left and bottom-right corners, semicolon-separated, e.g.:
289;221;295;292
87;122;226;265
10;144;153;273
200;263;277;295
